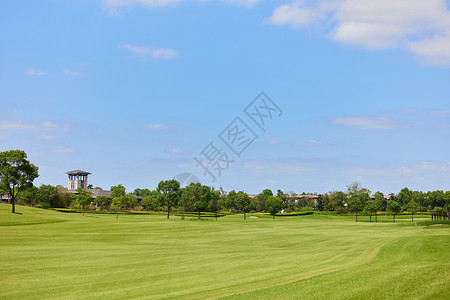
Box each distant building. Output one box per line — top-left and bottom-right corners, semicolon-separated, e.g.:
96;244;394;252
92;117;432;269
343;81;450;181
66;170;91;191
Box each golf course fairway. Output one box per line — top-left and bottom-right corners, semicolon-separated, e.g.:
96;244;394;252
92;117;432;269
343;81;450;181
1;204;449;299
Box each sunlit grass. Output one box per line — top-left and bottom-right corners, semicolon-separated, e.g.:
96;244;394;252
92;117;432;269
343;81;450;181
1;204;448;299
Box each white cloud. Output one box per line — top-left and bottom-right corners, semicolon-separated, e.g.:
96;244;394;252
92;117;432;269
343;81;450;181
268;0;450;65
167;148;189;154
144;123;176;131
221;0;261;6
120;44;179;59
24;69;46;76
429;110;450;118
291;140;325;146
53;146;76;154
103;0;260;14
63;69;84;77
0;121;37;131
331;115;411;130
267;1;328;28
41;121;72;132
264;139;282;145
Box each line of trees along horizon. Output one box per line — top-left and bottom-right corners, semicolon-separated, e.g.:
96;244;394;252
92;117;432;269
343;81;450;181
5;180;450;222
1;150;449;220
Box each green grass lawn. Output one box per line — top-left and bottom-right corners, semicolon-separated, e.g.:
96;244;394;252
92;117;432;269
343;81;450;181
1;204;449;299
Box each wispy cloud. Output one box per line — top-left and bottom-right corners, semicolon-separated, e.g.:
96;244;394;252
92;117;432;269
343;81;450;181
120;44;178;60
41;121;73;132
53;146;76;154
0;121;37;130
429;110;450;118
103;0;182;14
331;115;411;130
264;139;282;145
24;69;46;76
63;69;84;77
167;148;189;154
267;0;450;66
103;0;260;14
144;123;176;131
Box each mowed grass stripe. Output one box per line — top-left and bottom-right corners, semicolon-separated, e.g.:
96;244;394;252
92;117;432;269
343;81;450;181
1;204;448;299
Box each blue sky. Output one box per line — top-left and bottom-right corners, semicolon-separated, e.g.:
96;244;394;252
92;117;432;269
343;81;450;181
1;0;449;194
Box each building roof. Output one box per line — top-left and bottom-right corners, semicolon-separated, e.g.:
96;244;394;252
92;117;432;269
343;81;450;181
65;170;91;175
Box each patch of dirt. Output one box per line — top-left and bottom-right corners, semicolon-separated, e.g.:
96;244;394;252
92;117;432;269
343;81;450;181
250;216;258;219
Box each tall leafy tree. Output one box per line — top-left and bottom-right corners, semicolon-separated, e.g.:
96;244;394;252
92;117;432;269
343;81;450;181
76;187;92;216
157;180;181;219
0;150;39;213
347;195;366;222
386;200;402;223
210;189;221;221
237;191;252;220
111;195;124;219
405;201;419;222
331;191;347;213
265;196;283;219
184;183;211;220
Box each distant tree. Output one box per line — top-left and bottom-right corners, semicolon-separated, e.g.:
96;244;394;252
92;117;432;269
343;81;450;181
265;196;283;219
184;183;211;220
110;184;126;199
386;200;401;223
397;187;413;206
141;194;159;211
133;188;142;196
76;187;92;216
373;191;386;211
405;201;419;222
87;184;93;189
347;194;366;222
237;191;253;220
157;180;181;219
20;186;39;206
225;190;239;212
429;190;445;209
123;194;138;210
111;195;124;219
37;184;60;208
96;195;110;210
210;189;221;221
347;182;371;197
331;191;346;213
0;150;39;213
263;189;273;196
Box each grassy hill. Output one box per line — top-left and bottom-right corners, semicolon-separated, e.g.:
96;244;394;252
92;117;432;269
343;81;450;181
1;204;448;299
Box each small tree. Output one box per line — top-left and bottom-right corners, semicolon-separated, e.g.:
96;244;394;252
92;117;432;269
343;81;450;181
405;201;419;222
76;187;92;216
210;189;221;221
387;200;401;223
265;196;283;219
347;195;365;222
237;191;252;220
0;150;39;213
157;180;181;219
111;195;124;219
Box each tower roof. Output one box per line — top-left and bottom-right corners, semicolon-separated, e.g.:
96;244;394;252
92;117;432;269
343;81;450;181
65;170;91;175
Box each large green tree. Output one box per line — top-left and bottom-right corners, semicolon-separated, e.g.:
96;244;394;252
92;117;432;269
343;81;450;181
405;201;419;222
0;150;39;213
386;200;402;223
184;183;211;220
265;196;283;219
331;191;347;213
157;180;181;219
76;187;92;216
237;191;252;220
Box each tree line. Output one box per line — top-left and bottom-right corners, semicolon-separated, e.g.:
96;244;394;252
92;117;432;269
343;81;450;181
1;150;449;221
